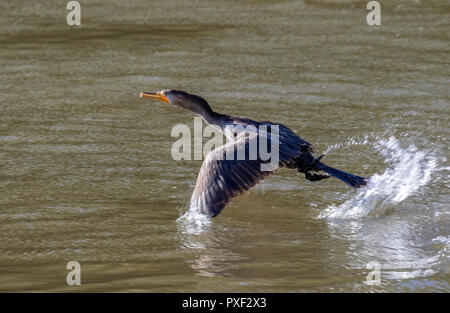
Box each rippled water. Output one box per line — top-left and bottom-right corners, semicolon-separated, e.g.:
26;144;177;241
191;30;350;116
0;0;448;292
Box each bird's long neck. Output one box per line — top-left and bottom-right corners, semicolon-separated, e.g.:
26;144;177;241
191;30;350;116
200;110;232;130
183;98;234;131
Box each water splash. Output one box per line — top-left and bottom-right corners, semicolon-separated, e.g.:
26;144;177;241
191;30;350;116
320;135;438;218
322;134;374;156
432;235;450;275
176;206;212;235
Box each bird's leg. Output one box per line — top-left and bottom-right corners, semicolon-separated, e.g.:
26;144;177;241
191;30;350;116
297;153;328;181
305;171;330;182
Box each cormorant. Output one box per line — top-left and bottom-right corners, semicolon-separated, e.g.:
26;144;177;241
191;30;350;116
140;89;367;217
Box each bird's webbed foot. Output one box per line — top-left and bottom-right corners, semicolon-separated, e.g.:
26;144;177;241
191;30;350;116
305;171;330;182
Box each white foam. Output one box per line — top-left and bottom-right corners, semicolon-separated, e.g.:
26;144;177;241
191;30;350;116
320;135;439;219
432;236;450;272
176;205;212;235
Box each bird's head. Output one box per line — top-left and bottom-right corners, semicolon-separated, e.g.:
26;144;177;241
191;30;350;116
140;89;213;115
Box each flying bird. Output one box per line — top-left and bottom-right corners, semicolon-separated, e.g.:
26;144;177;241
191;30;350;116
140;89;367;217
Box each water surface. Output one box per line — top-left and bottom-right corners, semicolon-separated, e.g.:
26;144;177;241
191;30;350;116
0;0;449;292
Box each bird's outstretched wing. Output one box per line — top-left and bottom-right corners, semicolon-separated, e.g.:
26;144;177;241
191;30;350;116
261;122;312;152
190;131;304;217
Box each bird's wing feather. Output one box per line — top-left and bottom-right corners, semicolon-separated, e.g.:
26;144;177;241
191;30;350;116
261;122;312;151
190;131;301;217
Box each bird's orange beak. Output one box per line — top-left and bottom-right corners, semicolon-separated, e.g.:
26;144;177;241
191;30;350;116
139;91;169;104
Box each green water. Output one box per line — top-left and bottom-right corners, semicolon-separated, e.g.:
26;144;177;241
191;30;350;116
0;0;448;292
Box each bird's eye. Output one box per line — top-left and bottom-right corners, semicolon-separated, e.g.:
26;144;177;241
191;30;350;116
157;91;165;97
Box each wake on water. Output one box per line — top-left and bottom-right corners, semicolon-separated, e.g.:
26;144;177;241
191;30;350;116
319;134;439;219
176;133;448;285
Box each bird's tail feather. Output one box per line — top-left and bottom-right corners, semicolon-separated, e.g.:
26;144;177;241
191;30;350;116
317;162;367;188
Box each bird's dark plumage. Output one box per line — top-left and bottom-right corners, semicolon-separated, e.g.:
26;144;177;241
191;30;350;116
140;89;368;217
